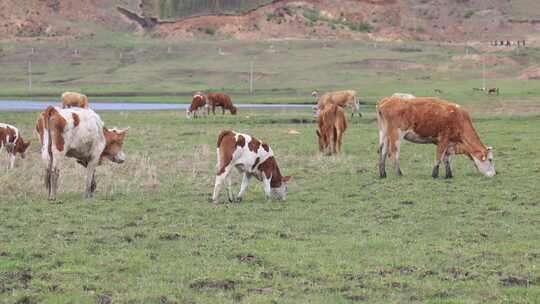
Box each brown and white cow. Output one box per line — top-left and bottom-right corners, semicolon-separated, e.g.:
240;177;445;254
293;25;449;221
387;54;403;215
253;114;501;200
207;93;237;115
186;92;208;119
36;106;128;200
61;92;89;109
316;103;347;155
314;90;361;117
0;123;31;169
376;97;495;178
212;130;291;204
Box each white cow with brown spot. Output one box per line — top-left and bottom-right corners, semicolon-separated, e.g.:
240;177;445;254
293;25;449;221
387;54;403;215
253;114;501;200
212;130;292;204
0;123;31;169
36;106;129;200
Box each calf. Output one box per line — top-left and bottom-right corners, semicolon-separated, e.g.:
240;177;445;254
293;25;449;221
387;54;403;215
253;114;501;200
61;92;89;109
316;103;347;155
36;106;129;200
377;97;495;178
0;123;31;169
186;92;208;118
207;93;237;115
316;90;361;117
212;130;291;204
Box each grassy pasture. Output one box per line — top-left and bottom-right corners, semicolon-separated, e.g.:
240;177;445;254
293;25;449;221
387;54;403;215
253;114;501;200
1;38;540;106
1;107;539;303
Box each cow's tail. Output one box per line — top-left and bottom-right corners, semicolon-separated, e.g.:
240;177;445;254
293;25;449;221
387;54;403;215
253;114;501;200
45;107;55;189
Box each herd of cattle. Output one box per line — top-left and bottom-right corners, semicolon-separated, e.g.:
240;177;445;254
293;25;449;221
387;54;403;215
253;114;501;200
0;90;496;202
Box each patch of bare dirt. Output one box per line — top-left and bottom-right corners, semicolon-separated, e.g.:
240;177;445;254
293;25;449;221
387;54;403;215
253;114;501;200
189;279;236;291
519;66;540;80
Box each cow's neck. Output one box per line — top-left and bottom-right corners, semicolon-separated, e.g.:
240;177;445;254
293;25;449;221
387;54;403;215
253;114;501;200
269;160;283;188
456;123;486;156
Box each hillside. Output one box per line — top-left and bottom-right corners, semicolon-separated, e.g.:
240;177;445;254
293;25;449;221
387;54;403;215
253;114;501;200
1;0;539;42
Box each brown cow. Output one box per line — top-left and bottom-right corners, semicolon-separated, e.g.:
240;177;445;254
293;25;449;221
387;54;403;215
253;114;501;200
207;93;237;115
316;103;347;155
315;90;361;117
186;92;208;119
487;88;499;95
36;106;129;200
0;123;31;169
377;97;495;178
61;92;89;109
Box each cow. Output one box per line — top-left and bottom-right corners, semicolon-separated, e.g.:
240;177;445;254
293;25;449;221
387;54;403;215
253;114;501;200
316;103;347;155
376;97;495;178
186;92;208;119
207;93;237;115
36;106;129;200
0;123;31;169
61;92;89;109
212;130;291;204
487;88;499;95
434;88;443;94
315;90;361;117
391;93;416;100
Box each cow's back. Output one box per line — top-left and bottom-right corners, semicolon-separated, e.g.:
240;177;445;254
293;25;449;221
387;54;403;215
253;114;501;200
377;97;464;138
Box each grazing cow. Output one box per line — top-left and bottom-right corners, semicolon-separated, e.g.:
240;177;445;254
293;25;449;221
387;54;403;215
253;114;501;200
315;90;361;117
316;103;347;155
0;123;31;169
487;88;499;95
186;92;208;119
207;93;237;115
472;87;485;92
36;106;129;200
391;93;416;100
376;97;495;178
61;92;89;109
434;88;443;94
212;130;291;204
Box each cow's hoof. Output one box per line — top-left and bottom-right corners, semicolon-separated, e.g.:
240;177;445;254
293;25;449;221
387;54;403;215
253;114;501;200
379;172;387;179
234;197;243;203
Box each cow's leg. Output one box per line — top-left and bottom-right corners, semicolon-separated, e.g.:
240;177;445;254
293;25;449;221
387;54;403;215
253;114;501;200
388;130;402;176
8;153;15;169
211;104;216;115
226;173;235;203
236;173;251;202
222;107;225;115
444;151;453;179
262;176;272;201
48;167;60;201
212;165;232;204
432;143;448;178
378;130;389;178
84;162;98;199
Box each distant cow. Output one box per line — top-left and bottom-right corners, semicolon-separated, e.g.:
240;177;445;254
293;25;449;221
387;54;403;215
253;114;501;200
36;106;129;200
434;89;443;94
186;92;208;118
487;88;499;95
391;93;416;100
212;130;291;204
0;123;31;169
315;90;361;117
316;103;347;155
376;97;495;178
207;93;237;115
61;92;89;109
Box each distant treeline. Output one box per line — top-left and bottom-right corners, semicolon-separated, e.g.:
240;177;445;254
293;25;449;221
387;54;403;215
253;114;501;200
158;0;274;19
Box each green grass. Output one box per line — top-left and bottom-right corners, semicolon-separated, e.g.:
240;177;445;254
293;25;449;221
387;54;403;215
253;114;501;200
1;107;540;303
1;37;539;105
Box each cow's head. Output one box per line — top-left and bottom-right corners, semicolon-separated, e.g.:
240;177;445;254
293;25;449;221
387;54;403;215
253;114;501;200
273;176;292;201
471;146;495;177
102;127;129;164
15;137;31;159
311;90;320;100
230;106;238;115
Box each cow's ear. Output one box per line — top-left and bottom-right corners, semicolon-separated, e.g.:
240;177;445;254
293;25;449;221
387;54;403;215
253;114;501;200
283;176;292;183
119;127;130;134
24;140;31;150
